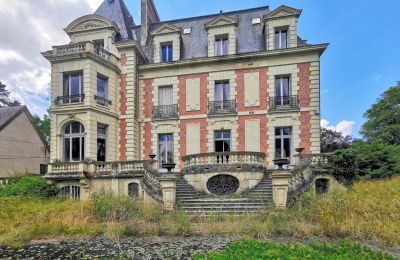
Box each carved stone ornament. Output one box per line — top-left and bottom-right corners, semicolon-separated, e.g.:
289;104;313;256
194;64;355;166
67;113;75;119
206;174;239;195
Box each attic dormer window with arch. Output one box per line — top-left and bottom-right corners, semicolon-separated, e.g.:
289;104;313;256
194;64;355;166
205;15;238;57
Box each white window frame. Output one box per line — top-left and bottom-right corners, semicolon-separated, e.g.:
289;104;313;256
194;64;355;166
63;73;83;103
275;127;292;160
64;122;85;162
97;124;107;162
215;35;229;56
161;42;173;62
274;29;288;49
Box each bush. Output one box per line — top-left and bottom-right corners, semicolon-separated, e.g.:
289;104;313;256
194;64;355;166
326;149;359;185
193;240;395;259
0;176;57;198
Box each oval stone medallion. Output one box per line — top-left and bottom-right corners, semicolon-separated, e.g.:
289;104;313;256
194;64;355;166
206;174;239;195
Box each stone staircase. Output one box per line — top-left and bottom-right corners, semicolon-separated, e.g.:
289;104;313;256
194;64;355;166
176;174;273;215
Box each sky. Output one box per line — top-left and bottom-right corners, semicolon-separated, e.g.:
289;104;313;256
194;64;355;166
0;0;399;138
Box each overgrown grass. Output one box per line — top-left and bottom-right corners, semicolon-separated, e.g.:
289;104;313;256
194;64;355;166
0;177;399;248
193;239;396;259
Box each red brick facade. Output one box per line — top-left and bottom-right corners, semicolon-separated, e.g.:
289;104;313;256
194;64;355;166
143;79;153;118
143;122;152;160
179;118;208;168
178;73;209;116
299;112;311;154
298;62;312;154
120;54;127;66
236;68;268;111
119;119;127;160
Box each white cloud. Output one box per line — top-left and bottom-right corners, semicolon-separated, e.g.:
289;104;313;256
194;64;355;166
321;119;356;137
0;0;103;116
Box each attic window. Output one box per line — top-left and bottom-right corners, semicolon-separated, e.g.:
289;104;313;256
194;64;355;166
252;18;261;25
183;28;191;34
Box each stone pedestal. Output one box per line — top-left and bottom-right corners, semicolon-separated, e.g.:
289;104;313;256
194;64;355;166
271;170;291;209
159;174;178;211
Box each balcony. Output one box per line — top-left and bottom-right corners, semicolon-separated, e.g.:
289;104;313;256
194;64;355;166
208;99;237;116
47;42;119;68
269;96;299;111
54;94;85;105
181;151;266;174
152;104;179;120
94;95;112;107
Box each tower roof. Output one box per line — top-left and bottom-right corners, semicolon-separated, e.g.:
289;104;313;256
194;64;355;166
94;0;135;40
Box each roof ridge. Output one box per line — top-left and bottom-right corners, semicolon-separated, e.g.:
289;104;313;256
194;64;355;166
132;5;269;28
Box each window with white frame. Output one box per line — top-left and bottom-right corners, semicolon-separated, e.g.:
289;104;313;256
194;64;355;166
64;122;85;162
161;42;173;62
158;133;174;167
214;130;231;152
274;28;288;49
275;127;291;159
96;75;108;104
63;72;83;103
158;85;173;105
214;81;230;102
215;35;229;56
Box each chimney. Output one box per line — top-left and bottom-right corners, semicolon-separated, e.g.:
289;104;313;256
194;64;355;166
141;0;160;46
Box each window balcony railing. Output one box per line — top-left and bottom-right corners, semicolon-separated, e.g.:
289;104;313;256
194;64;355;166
269;96;299;110
208;99;236;115
54;94;85;104
152;104;179;119
94;95;112;107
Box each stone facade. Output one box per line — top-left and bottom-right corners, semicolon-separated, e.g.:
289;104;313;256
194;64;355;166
42;0;327;202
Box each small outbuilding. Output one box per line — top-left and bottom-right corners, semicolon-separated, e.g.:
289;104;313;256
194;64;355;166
0;106;49;177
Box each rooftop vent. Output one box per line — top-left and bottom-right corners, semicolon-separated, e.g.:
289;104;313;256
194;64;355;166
252;18;261;25
183;28;191;34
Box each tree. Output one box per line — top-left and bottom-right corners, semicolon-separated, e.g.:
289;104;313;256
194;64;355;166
361;85;400;145
326;149;359;186
0;81;20;107
32;108;51;141
320;128;352;153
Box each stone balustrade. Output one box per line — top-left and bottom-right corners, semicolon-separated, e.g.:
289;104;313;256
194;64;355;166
52;42;118;66
181;151;266;174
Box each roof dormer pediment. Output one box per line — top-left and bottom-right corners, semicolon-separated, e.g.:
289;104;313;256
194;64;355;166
205;15;238;30
65;15;119;35
151;24;182;36
264;5;301;20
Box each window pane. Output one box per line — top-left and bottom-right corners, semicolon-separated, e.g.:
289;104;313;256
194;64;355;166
223;83;230;101
281;30;288;48
64;138;70;161
215;140;224;152
274;31;280;49
215;39;220;56
97;77;106;98
65;124;70;134
283;128;291;135
158;86;173;105
71;137;80;161
223;140;231;152
222;38;228;55
81;137;85;161
97;124;107;136
275;78;282;97
166;143;173;162
275;128;281;136
63;75;69;97
283;138;291;158
214;131;222;139
70;75;80;95
214;83;223;101
282;77;290;97
275;138;281;157
223;130;231;139
71;122;82;133
97;138;106;162
161;45;167;62
167;46;172;62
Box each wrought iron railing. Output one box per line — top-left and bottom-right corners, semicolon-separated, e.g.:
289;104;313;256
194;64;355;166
152;104;179;119
54;94;85;104
208;100;236;114
94;95;112;106
269;96;299;110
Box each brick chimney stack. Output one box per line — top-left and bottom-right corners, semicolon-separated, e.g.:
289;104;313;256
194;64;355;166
141;0;160;46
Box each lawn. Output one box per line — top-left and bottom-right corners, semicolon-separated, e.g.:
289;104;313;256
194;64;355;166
0;176;399;251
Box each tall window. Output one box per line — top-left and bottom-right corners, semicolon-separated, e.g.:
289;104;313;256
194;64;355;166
158;86;173;105
214;81;230;101
161;42;173;62
215;35;228;56
275;127;291;159
274;29;288;49
275;76;290;105
64;122;85;162
63;72;83;103
158;134;174;167
97;124;107;162
214;130;231;152
96;75;109;105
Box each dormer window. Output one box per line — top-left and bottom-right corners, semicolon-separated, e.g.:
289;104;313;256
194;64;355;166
274;29;288;49
161;42;173;62
215;35;228;56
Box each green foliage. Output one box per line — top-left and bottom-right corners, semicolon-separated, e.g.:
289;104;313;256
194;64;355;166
0;81;20;107
326;149;359;185
320;128;352;153
0;176;57;198
349;140;400;180
361;85;400;145
193;240;395;260
32;108;50;140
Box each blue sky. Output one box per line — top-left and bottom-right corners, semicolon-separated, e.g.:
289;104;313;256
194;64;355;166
127;0;400;136
1;0;399;137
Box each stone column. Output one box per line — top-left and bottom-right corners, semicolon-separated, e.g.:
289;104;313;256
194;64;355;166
271;170;291;209
159;174;178;211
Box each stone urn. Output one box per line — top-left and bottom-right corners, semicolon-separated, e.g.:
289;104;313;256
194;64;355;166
162;163;176;173
273;158;290;169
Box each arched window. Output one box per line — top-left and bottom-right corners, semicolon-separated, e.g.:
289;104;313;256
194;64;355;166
64;122;85;162
128;183;139;198
59;185;80;200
